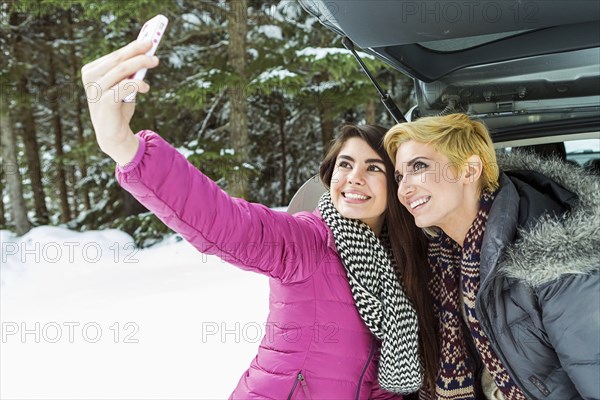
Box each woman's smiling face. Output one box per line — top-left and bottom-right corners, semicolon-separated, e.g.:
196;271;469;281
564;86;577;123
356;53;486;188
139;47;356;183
330;137;388;235
393;140;472;236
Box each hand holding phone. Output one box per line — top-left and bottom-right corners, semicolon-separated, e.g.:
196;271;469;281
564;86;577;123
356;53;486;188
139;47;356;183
123;14;169;102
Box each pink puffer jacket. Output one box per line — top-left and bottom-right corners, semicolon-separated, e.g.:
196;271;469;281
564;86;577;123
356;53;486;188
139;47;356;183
116;130;404;400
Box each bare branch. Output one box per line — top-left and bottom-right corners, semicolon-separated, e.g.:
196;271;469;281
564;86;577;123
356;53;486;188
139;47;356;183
197;90;225;139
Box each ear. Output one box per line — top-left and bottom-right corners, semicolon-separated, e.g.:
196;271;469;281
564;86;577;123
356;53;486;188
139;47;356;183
462;155;483;186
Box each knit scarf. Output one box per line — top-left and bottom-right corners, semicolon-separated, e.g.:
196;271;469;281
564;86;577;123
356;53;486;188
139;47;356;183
427;191;526;399
318;192;423;393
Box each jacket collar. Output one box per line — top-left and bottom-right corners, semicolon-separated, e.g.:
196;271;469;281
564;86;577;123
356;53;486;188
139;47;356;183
482;152;600;286
480;173;520;281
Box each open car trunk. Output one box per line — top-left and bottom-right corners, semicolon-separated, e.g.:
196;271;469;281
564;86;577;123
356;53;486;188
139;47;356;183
288;1;600;213
298;0;600;140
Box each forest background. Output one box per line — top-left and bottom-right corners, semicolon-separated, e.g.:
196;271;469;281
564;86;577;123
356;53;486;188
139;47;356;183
1;0;414;245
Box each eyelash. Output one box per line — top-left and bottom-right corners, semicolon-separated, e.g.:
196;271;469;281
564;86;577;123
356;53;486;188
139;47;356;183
337;162;384;173
394;161;429;183
394;172;402;184
368;165;383;172
413;161;428;171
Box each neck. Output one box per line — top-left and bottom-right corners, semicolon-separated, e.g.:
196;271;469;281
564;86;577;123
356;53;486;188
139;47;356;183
362;215;384;237
370;220;383;237
442;193;480;247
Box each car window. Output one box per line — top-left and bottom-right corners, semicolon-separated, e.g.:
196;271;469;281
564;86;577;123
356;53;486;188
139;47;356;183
564;139;600;165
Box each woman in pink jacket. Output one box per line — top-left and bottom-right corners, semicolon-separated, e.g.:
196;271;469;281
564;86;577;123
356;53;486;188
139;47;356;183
81;39;430;399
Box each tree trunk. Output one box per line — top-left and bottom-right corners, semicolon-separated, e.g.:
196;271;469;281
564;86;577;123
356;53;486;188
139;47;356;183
365;98;376;125
278;97;287;206
68;9;91;211
227;0;249;199
48;48;71;223
10;10;49;225
1;107;31;235
318;104;335;154
316;71;335;153
15;76;50;225
0;176;5;227
123;191;147;217
68;164;79;214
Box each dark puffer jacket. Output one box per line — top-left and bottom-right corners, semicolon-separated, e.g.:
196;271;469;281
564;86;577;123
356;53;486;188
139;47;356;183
476;152;600;399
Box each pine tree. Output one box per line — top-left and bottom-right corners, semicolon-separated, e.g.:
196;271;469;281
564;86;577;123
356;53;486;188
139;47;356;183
0;0;416;241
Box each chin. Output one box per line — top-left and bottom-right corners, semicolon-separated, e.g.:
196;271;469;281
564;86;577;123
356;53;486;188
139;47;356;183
414;217;432;229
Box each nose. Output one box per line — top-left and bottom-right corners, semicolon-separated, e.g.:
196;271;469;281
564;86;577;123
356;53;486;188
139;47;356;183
347;167;365;185
398;175;414;197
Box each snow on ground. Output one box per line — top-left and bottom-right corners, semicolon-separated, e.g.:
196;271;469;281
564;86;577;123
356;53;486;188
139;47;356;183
1;226;270;399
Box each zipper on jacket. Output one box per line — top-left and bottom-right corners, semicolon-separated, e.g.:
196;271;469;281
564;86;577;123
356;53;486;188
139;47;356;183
356;336;377;400
299;372;312;399
287;371;312;400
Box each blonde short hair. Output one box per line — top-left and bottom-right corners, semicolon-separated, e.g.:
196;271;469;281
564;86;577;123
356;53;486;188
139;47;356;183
384;113;500;193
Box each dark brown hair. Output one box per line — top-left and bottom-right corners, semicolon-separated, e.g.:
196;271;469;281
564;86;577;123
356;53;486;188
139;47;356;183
320;125;438;393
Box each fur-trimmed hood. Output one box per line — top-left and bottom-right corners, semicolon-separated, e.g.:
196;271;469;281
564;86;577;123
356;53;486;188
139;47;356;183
494;152;600;286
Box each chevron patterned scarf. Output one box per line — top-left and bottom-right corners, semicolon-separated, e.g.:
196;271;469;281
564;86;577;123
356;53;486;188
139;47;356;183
427;190;526;400
318;192;423;393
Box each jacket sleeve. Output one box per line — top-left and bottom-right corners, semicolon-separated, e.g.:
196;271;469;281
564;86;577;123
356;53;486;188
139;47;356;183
115;130;330;283
539;270;600;399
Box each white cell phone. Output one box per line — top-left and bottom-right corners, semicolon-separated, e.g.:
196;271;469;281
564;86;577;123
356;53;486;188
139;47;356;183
123;14;169;102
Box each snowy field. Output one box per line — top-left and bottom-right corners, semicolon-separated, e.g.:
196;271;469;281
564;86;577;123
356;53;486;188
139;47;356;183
1;226;270;399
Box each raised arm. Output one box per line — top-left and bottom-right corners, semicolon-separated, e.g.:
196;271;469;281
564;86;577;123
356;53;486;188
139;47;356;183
81;41;330;283
115;130;329;282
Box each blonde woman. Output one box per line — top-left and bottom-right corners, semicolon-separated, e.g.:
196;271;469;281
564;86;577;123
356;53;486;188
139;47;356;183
384;114;599;400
